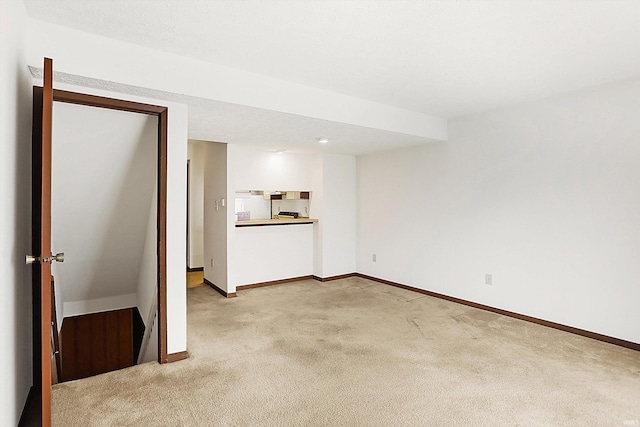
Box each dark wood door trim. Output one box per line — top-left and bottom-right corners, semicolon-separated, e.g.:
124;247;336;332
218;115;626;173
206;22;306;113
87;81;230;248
157;109;169;363
166;350;189;363
186;160;190;270
40;57;54;427
31;85;44;426
48;89;170;364
52;89;166;115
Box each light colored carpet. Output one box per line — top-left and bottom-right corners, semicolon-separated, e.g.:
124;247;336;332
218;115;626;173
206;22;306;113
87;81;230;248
52;277;640;426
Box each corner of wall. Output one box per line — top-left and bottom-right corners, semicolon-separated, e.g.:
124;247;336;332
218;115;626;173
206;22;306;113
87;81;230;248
226;143;237;293
203;141;230;292
1;0;35;423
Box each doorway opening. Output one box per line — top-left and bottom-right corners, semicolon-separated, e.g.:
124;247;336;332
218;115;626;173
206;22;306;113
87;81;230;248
31;85;170;423
51;100;158;381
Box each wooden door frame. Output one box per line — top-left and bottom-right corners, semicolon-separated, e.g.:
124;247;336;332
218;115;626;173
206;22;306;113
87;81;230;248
48;88;170;362
186;159;190;270
31;86;171;422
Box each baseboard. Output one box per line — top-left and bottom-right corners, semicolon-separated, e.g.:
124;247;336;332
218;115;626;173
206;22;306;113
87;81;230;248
237;275;313;291
187;267;204;272
203;278;237;298
165;350;189;363
312;273;357;282
18;386;39;427
356;273;640;352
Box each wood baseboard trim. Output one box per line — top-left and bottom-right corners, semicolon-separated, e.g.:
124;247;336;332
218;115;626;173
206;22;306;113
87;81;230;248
165;351;189;363
356;273;640;352
312;273;357;282
203;278;237;298
237;275;313;291
187;267;204;272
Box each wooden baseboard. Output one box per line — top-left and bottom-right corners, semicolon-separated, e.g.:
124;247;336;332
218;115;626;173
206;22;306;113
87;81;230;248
312;273;357;282
203;278;237;298
356;273;640;352
165;350;189;363
237;275;313;291
187;267;204;272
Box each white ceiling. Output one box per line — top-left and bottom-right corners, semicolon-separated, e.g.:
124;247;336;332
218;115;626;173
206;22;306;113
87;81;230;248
23;0;640;153
31;68;432;156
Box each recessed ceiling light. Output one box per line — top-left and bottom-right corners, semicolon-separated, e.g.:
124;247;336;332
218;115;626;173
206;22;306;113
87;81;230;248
275;149;286;155
317;138;329;144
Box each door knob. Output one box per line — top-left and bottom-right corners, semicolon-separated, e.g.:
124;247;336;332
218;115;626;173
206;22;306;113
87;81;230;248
25;252;64;264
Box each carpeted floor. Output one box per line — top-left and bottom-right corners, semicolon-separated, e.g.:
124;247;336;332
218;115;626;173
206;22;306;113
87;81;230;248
52;276;640;426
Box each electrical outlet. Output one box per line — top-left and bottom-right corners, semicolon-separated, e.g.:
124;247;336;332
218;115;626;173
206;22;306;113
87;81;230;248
372;254;377;262
485;274;492;285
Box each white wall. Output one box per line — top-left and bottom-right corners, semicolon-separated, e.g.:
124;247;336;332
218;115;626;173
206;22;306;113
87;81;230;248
204;142;230;291
319;155;357;277
0;0;33;423
233;225;314;286
26;20;446;141
312;155;357;278
311;157;324;276
235;194;271;220
161;97;188;355
234;145;316;191
139;309;159;364
357;77;640;344
51;102;157;312
136;179;158;330
63;294;138;319
187;141;205;268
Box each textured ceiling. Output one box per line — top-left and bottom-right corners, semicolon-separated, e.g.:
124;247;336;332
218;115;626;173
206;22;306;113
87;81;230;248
31;68;433;156
23;0;640;119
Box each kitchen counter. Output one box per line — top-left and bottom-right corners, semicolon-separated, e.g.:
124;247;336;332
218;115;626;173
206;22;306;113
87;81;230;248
235;218;318;227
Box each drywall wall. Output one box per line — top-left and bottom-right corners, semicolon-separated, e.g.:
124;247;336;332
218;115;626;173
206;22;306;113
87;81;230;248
187;141;205;268
357;77;640;344
163;97;188;355
234;146;316;191
139;309;159;364
27;20;446;141
134;181;159;363
136;178;157;329
0;0;33;423
317;154;357;278
204;142;230;292
233;225;314;286
63;294;138;319
311;157;324;276
49;80;188;355
51;102;157;314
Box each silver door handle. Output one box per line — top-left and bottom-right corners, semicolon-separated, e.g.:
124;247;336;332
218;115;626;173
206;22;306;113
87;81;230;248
25;252;64;264
26;255;40;264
